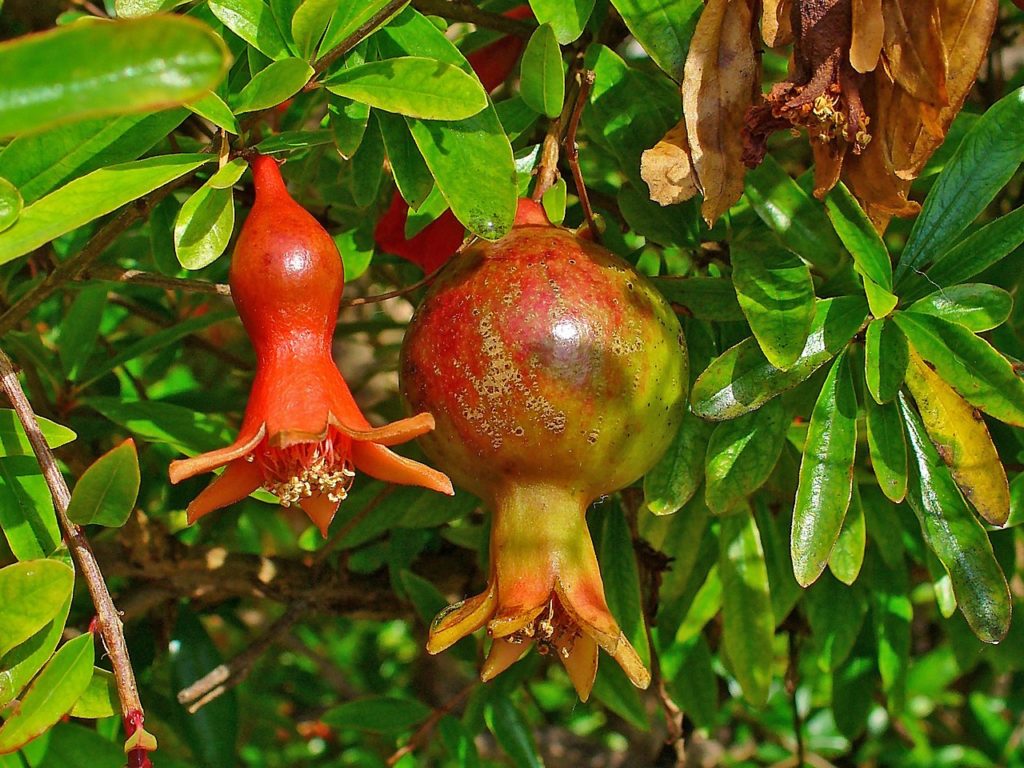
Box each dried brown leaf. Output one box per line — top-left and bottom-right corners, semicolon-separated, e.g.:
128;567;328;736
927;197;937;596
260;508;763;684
762;0;794;47
881;0;948;107
850;0;883;73
641;120;700;205
682;0;759;225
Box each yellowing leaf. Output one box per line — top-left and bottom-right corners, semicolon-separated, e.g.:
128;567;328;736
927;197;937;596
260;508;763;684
881;0;947;109
761;0;792;48
903;348;1009;526
640;120;699;206
850;0;883;73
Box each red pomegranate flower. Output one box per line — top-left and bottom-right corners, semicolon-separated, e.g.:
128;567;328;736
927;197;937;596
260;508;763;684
169;155;452;535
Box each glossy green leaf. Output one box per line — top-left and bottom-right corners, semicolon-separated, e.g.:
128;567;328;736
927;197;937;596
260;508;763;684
86;397;233;455
896;86;1024;283
174;180;235;270
643;409;712;515
327;57;488;120
328;95;370;158
115;0;189;17
335;225;374;281
528;0;594;44
0;177;21;233
691;296;867;421
792;351;858;587
187;91;240;134
863;317;908;404
0;17;229;138
864;395;908;504
754;499;802;626
486;698;543;768
377;111;433;210
805;573;867;672
921;204;1024;294
731;239;815;369
861;275;899;319
232;57;313;113
892;311;1024;427
0;457;62;561
704;397;789;514
541;177;567;224
322;696;430;733
0;153;212;266
291;0;335;58
68;668;118;719
66;439;140;528
0;633;94;753
349;112;385;207
828;483;866;585
0;110;187;204
208;0;291;60
0;409;76;457
58;285;106;382
0;560;73;658
869;551;911;714
597;503;649;668
0;595;71;709
520;24;564;118
317;0;407;61
900;396;1011;644
907;284;1013;333
674;564;722;646
824;182;892;289
719;509;774;707
744;155;843;274
609;0;701;81
652;277;743;321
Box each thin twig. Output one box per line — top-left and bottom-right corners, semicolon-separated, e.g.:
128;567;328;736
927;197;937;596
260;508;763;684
177;602;307;713
82;267;231;297
340;264;445;308
386;684;475;766
411;0;533;37
0;348;153;766
564;69;598;241
531;64;583;203
787;631;805;767
311;0;409;78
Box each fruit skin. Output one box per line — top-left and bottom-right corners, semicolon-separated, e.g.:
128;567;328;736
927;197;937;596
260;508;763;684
399;199;688;697
169;154;452;535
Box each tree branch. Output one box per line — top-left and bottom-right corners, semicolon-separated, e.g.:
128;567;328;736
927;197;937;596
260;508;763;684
82;266;231;297
311;0;409;78
411;0;533;37
0;348;153;765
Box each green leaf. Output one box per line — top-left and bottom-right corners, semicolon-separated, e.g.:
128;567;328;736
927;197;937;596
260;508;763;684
744;155;843;274
864;395;908;504
731;239;815;369
691;296;867;421
832;641;875;740
869;551;911;714
0;110;188;204
0;632;94;753
58;285;107;382
907;284;1013;333
920;204;1024;294
20;722;125;766
791;351;858;587
327;57;488;120
863;317;907;404
0;153;212;266
66;439;140;528
0;457;62;561
609;0;701;81
804;573;867;672
486;698;543;768
900;396;1011;644
824;182;892;290
0;177;21;233
0;409;76;457
896;86;1024;283
529;0;593;43
187;91;240;135
719;509;774;707
597;503;649;668
68;668;118;719
541;177;567;225
232;57;313;113
0;560;74;657
322;696;430;734
377;111;433;210
519;24;564;118
828;483;866;585
86;397;233;455
291;0;335;58
892;311;1024;427
317;0;407;61
591;661;648;729
349;112;385;207
704;397;789;514
652;277;743;321
115;0;189;17
0;595;71;710
174;181;235;270
643;409;712;515
0;17;229;138
334;224;374;281
208;0;292;60
329;95;370;158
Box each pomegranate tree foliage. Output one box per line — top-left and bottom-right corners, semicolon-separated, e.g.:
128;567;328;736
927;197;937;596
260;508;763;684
0;0;1023;766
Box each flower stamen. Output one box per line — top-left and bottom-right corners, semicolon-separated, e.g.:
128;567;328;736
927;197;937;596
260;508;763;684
250;428;356;506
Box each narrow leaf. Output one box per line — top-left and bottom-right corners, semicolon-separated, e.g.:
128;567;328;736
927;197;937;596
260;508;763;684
174;181;235;270
864;395;907;503
643;409;712;515
208;0;291;60
519;24;564;118
863;317;907;404
0;409;75;457
907;284;1012;333
828;483;866;585
824;181;892;289
66;439;140;528
231;57;313;113
921;204;1024;293
322;696;431;734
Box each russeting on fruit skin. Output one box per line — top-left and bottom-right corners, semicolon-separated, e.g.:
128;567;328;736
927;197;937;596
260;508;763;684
400;199;688;699
169;154;452;536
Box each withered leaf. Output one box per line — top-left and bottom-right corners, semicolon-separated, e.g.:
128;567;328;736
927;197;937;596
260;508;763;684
850;0;883;73
762;0;794;48
682;0;759;225
881;0;948;108
640;119;700;205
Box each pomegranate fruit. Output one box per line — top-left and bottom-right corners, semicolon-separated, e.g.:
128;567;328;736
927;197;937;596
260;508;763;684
400;199;688;698
169;154;452;535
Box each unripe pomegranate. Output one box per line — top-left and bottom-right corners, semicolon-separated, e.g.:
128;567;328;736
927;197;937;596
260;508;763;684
400;199;688;699
170;155;452;535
